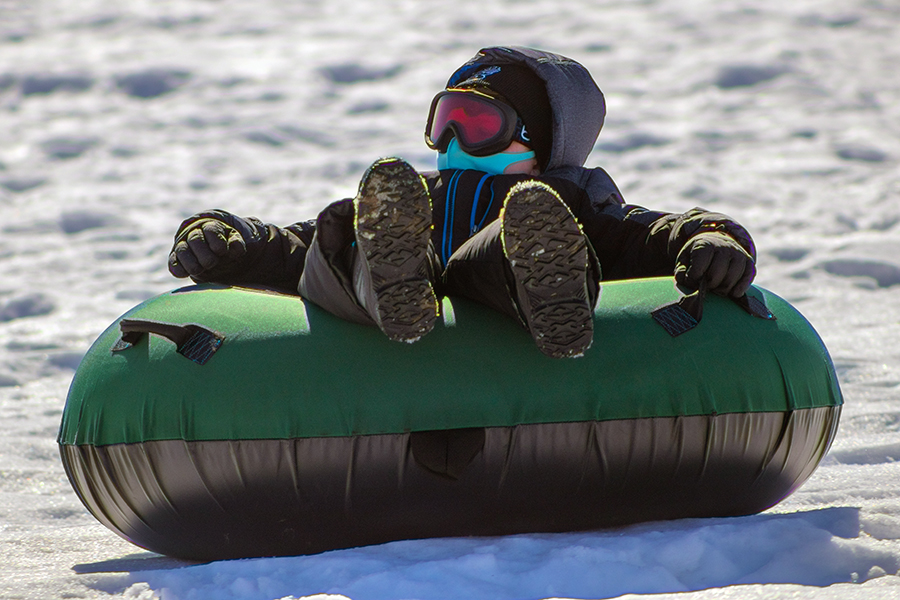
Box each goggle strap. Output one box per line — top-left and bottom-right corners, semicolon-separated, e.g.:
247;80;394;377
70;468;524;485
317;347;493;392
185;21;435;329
515;119;530;145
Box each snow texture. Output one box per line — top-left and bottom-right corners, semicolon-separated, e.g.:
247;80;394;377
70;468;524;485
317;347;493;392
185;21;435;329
1;0;899;599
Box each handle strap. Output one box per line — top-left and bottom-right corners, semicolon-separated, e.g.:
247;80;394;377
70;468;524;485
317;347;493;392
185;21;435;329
652;282;775;337
111;319;225;365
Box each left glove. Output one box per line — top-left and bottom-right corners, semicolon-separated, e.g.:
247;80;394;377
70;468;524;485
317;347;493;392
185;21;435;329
675;232;756;297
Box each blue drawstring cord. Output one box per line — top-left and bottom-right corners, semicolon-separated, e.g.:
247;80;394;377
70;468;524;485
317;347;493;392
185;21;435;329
441;171;497;264
442;170;463;264
470;173;490;235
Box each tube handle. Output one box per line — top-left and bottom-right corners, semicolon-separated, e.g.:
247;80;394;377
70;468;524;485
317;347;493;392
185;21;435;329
652;282;775;337
111;319;225;365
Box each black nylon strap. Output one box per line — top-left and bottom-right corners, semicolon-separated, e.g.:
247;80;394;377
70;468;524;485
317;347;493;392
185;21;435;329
651;302;699;337
734;294;776;320
652;282;706;337
112;319;225;365
652;282;774;338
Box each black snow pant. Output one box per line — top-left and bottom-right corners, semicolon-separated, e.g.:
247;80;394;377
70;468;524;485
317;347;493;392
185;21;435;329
297;198;602;331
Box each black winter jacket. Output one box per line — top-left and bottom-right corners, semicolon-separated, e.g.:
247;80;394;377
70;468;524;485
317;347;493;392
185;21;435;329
172;168;754;295
172;47;755;294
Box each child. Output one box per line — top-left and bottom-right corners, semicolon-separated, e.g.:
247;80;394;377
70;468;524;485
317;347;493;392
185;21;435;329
169;46;756;358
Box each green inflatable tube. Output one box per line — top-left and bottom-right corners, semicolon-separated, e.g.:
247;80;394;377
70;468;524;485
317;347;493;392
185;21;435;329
58;278;842;560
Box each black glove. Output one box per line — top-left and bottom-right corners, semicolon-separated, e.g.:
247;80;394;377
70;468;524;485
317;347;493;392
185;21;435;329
675;232;756;297
168;217;247;281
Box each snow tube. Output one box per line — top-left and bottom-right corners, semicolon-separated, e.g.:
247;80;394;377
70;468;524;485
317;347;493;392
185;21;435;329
58;278;842;561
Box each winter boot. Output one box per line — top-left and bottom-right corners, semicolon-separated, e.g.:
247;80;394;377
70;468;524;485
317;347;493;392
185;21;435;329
501;180;595;358
353;158;439;343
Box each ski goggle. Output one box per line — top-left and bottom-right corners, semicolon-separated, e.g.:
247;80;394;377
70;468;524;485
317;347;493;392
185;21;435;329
425;90;530;157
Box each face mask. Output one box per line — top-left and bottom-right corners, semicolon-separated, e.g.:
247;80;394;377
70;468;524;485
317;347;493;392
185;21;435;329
437;138;535;175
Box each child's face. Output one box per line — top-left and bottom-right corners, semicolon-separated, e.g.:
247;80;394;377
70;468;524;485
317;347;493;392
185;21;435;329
502;141;540;176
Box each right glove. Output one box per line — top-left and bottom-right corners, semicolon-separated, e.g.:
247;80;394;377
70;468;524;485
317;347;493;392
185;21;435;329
168;217;248;281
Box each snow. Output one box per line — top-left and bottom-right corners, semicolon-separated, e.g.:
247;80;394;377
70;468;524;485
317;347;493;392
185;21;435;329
102;511;898;599
1;0;899;598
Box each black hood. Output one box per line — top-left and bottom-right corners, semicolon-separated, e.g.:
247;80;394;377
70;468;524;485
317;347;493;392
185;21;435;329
446;46;605;172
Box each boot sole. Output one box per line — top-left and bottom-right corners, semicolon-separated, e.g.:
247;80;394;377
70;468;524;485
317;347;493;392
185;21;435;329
502;182;593;358
355;158;438;343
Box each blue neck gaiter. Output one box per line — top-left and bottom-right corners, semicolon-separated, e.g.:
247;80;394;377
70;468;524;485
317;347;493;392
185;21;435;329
437;138;536;175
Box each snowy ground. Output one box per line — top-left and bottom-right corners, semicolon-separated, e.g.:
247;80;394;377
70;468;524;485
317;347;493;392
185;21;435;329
1;0;899;598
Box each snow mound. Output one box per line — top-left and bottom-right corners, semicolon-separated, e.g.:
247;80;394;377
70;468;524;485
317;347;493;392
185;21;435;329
116;509;899;600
